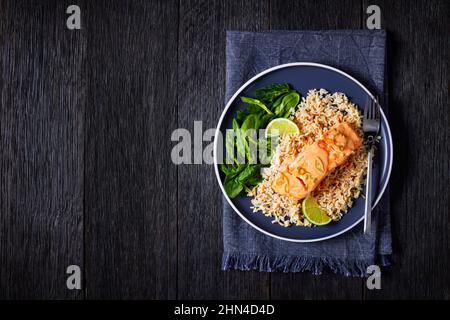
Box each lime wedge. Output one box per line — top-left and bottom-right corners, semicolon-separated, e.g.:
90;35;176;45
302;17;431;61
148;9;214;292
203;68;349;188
302;196;332;226
265;118;299;138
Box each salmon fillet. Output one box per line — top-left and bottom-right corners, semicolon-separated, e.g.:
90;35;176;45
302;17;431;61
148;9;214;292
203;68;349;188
272;122;363;201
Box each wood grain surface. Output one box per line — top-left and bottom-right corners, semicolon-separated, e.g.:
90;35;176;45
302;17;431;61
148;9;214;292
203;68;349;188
0;0;85;299
83;0;178;299
0;0;448;299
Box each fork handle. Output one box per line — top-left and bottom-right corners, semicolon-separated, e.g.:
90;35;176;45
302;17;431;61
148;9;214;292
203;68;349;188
364;147;373;234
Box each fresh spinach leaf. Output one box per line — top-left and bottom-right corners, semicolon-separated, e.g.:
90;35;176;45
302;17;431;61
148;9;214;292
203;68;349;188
241;115;261;164
237;165;260;183
260;113;275;128
232;119;246;162
236;104;263;123
221;163;243;177
241;114;261;132
274;92;300;117
224;128;236;164
224;178;244;198
220;163;231;175
246;136;259;164
221;164;246;182
255;83;290;105
245;173;263;187
240;96;274;115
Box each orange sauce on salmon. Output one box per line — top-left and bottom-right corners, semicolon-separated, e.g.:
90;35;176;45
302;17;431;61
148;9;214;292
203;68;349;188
272;122;363;201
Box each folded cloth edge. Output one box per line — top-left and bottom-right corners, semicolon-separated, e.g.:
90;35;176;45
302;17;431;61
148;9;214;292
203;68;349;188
222;251;391;277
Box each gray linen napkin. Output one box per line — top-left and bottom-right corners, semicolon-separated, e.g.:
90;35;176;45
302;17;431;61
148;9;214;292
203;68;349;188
222;30;392;276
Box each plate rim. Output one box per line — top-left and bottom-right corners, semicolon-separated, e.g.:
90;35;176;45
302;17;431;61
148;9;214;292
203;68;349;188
213;62;393;242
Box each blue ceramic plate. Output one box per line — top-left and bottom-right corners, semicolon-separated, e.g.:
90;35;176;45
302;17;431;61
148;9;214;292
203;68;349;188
214;62;393;242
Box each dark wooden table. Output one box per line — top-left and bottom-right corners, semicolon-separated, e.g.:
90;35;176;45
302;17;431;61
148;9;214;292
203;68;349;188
0;0;448;300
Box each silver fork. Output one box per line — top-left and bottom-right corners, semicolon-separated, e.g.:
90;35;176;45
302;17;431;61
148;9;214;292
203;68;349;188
363;96;381;234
